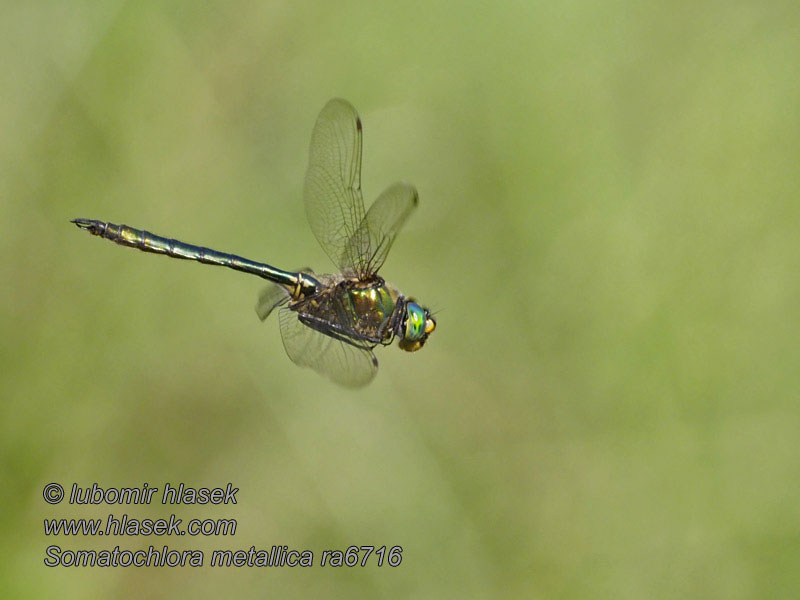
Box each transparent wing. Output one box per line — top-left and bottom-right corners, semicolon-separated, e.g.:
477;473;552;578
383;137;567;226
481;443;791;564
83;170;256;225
304;99;366;276
256;284;289;321
343;182;419;278
255;267;314;321
278;307;378;388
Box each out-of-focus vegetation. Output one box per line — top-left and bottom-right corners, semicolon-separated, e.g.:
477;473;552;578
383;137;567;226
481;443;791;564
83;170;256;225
2;1;799;598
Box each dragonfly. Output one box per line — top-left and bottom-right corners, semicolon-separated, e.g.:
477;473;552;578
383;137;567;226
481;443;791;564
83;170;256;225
72;98;435;387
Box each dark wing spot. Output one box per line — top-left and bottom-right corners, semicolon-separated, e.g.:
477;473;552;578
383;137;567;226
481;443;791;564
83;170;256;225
356;117;362;132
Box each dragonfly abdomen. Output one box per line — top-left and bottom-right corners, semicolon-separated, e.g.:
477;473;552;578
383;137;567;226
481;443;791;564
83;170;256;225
71;219;313;294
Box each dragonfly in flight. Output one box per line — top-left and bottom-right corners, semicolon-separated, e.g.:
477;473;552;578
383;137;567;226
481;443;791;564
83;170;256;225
73;99;435;387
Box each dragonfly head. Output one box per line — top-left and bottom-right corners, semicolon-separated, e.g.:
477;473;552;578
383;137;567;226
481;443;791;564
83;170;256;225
397;299;436;352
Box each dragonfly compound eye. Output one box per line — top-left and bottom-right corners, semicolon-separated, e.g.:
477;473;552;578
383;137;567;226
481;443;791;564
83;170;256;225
404;302;426;341
398;301;433;352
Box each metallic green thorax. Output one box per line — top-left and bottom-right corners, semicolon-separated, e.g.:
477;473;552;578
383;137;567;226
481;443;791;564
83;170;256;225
290;276;402;347
341;279;400;343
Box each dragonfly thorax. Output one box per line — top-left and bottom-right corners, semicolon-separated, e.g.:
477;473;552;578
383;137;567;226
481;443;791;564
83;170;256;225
340;278;399;344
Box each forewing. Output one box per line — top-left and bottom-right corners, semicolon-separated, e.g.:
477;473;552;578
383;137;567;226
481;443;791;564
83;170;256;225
344;182;418;278
278;307;378;388
304;99;366;275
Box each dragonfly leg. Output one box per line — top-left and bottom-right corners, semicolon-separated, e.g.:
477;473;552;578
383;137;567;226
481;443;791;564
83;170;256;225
296;312;380;350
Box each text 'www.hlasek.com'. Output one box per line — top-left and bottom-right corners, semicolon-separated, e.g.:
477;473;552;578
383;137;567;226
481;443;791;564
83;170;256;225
42;482;403;568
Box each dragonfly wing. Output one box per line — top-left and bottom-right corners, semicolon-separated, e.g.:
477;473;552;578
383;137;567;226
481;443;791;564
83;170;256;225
304;99;366;276
255;284;290;321
278;307;378;388
255;268;313;321
344;182;419;278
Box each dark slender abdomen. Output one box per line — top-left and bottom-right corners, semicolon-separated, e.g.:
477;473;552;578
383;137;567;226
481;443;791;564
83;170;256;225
71;219;318;297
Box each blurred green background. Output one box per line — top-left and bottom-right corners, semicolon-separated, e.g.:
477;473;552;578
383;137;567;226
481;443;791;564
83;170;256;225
2;0;799;597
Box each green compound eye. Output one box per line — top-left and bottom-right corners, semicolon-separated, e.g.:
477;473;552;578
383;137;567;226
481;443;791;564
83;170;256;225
404;302;426;341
